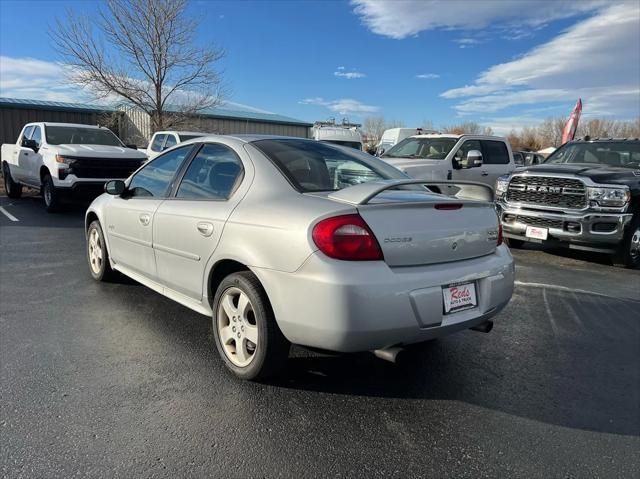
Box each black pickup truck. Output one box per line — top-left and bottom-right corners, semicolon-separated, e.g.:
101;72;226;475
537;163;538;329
495;138;640;268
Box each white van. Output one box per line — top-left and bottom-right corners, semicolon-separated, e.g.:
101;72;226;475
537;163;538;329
377;128;437;155
380;133;515;188
312;122;363;150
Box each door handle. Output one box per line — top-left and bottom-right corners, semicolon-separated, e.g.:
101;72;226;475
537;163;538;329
481;170;489;176
196;222;214;237
139;213;151;226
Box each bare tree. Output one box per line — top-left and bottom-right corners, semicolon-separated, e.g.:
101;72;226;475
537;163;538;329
537;116;566;147
50;0;225;131
362;116;386;146
442;121;492;135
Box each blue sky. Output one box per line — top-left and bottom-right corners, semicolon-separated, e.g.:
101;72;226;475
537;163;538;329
1;0;638;134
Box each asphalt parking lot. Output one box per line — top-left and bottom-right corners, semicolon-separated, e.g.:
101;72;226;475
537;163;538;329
1;194;639;478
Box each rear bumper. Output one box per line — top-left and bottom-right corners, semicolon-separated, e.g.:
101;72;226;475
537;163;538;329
496;202;632;251
253;246;514;352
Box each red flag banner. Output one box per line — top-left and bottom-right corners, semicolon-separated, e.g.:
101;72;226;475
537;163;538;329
561;99;582;144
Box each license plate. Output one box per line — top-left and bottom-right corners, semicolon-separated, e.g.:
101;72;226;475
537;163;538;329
442;282;477;314
526;226;548;240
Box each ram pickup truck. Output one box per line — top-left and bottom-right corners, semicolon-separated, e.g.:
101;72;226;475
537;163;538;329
380;134;515;188
495;138;640;268
1;122;148;212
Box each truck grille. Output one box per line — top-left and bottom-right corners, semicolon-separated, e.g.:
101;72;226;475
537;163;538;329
515;215;563;229
68;157;143;179
507;176;586;209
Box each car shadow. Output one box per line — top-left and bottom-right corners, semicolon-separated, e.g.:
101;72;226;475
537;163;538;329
517;241;615;266
95;276;640;437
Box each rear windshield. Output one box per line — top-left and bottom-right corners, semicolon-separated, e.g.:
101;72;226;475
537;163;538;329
382;137;457;160
545;142;640;168
252;139;401;192
45;126;123;146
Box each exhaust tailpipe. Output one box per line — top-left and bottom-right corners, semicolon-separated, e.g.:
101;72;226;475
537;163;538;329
470;320;493;333
372;346;404;363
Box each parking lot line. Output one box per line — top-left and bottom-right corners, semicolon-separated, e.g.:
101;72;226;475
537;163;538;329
0;206;19;222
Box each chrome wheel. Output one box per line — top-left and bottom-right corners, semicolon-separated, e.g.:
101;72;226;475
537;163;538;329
630;227;640;262
88;228;103;275
216;287;258;367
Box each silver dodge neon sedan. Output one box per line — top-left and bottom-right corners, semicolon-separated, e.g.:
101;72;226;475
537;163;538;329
85;135;514;380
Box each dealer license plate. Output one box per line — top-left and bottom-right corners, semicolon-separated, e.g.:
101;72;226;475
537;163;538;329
525;226;548;240
442;282;478;314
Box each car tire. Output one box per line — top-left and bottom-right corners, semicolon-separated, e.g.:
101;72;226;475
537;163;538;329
87;220;117;281
42;173;61;212
504;237;525;249
613;214;640;269
212;271;290;380
2;163;22;199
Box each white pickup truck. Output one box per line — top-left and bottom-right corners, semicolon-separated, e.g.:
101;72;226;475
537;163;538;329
380;133;516;188
145;130;209;160
1;122;148;212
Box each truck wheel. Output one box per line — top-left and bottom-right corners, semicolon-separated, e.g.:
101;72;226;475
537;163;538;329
504;237;525;249
87;220;117;281
613;215;640;269
2;163;22;199
212;271;290;381
42;173;61;212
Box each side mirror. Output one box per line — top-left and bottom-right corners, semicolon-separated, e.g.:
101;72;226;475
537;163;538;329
104;180;126;196
126;144;138;150
377;147;386;156
464;150;483;168
23;138;38;152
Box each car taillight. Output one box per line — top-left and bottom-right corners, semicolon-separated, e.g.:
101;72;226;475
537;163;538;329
497;222;503;246
312;214;383;261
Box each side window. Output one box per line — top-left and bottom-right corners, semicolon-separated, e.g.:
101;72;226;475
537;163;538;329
454;140;482;161
481;140;510;164
21;126;34;146
176;144;244;200
31;126;43;148
164;135;177;149
150;134;166;152
128;145;192;197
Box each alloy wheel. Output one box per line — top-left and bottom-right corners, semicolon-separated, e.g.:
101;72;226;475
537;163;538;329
88;228;103;275
630;227;640;262
216;287;258;367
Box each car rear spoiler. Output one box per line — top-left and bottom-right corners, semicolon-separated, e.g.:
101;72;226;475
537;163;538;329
327;179;494;205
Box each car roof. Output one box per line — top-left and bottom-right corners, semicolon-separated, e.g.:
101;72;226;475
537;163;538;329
409;133;507;140
193;134;311;143
31;122;105;129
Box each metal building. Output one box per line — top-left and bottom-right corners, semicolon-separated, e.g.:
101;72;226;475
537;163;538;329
118;104;311;146
0;97;311;147
0;97;113;145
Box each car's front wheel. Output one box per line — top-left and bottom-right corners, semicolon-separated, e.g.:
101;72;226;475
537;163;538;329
87;220;117;281
613;214;640;269
2;163;22;199
212;271;290;380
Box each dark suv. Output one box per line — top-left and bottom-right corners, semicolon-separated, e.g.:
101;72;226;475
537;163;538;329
495;138;640;268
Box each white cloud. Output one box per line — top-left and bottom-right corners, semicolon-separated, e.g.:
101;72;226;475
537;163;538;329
334;67;366;79
0;56;88;102
351;0;609;40
299;97;379;115
440;4;640;119
416;73;439;80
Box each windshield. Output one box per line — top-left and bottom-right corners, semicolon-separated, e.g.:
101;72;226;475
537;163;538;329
320;140;362;150
545;142;640;169
252;139;403;192
45;126;123;146
382;137;457;159
178;134;204;142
